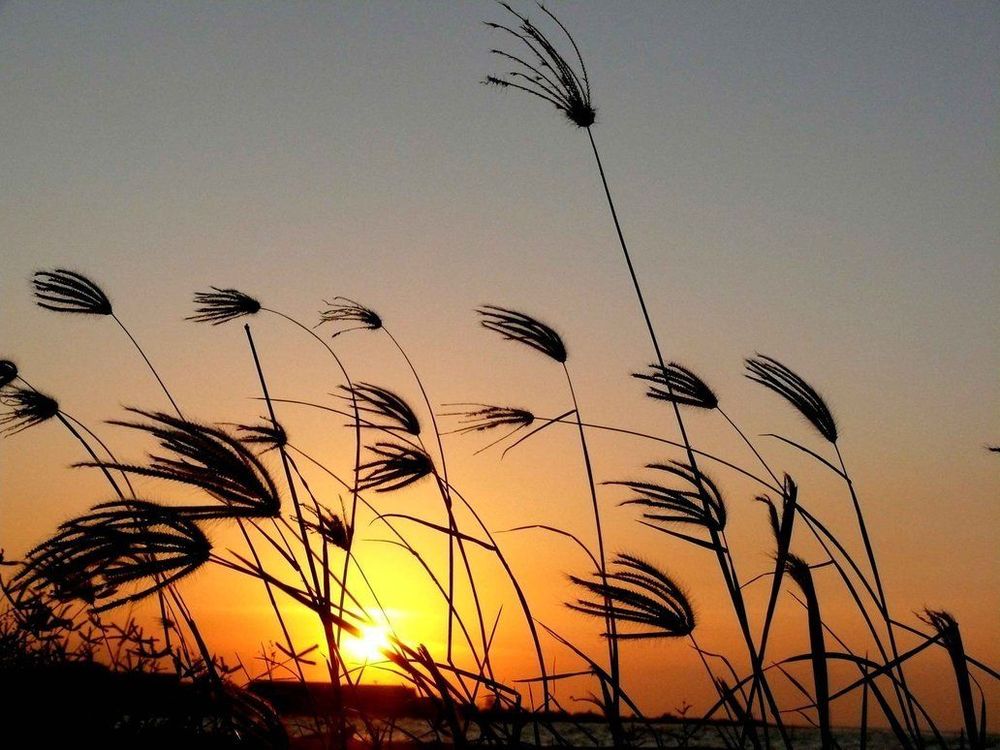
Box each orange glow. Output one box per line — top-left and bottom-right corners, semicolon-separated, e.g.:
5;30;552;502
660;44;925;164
343;615;393;667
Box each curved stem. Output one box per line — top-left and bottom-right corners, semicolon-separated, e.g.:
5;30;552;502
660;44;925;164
261;307;362;653
59;411;137;498
586;126;788;746
561;362;621;736
55;412;125;500
382;327;464;668
112;314;183;418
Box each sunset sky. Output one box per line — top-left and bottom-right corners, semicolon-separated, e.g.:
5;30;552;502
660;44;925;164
1;1;997;731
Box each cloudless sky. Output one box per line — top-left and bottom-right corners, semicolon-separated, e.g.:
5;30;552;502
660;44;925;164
1;0;997;729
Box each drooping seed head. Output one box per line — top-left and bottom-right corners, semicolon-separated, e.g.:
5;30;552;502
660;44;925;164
342;383;421;436
634;362;718;410
0;360;18;388
608;460;727;533
33;269;113;315
358;442;434;493
478;304;567;363
919;609;961;650
441;403;535;434
568;554;694;639
304;505;353;551
485;3;596;128
84;410;281;519
0;387;59;436
745;354;838;443
15;500;211;611
235;420;288;453
317;297;383;337
187;287;261;325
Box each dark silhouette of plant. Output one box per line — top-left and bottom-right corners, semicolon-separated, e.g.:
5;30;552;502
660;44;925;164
341;383;421;436
745;355;837;444
33;269;184;417
485;2;595;128
235;421;288;454
442;403;534;435
33;269;113;315
357;443;434;493
0;360;18;388
784;554;833;750
633;363;718;410
15;500;211;611
608;461;727;534
83;410;281;520
317;297;383;336
485;6;789;737
188;287;262;325
0;386;59;435
568;554;694;639
920;610;982;750
477;302;619;735
477;305;567;363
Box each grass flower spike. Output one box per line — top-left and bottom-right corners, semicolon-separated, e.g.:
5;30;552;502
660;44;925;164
442;404;535;434
358;443;434;493
634;363;718;410
746;354;838;443
0;387;59;436
317;297;382;336
85;410;281;519
485;3;595;128
568;554;694;639
33;269;113;315
341;383;421;436
15;500;211;611
478;305;566;363
188;287;261;325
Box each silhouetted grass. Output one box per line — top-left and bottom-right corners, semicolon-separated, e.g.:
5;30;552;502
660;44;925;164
0;5;995;750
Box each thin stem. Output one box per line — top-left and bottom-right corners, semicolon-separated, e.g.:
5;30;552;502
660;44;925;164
561;362;621;740
262;307;362;652
586;126;788;746
60;411;137;498
55;412;125;501
111;314;183;418
382;328;460;664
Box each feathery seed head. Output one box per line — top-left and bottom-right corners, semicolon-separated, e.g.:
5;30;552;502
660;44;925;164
478;304;567;362
0;360;18;388
15;500;211;611
784;553;816;594
235;420;288;453
745;354;838;443
317;297;382;337
304;505;353;551
568;554;694;639
609;460;727;532
342;383;421;436
0;387;59;436
33;269;112;315
358;442;434;493
188;287;261;325
86;410;281;519
919;609;962;651
634;362;718;410
485;3;596;128
442;403;535;434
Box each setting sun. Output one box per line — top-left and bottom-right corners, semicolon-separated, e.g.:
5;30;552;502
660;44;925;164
343;619;393;666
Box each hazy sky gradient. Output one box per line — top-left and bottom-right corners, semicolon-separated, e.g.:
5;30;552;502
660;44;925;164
1;0;997;728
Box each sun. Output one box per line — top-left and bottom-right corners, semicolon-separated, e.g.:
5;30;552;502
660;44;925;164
343;619;393;665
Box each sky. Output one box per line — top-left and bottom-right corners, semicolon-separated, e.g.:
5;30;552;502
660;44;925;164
1;0;997;732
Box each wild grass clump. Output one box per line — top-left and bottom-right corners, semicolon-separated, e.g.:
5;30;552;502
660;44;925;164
0;5;995;750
